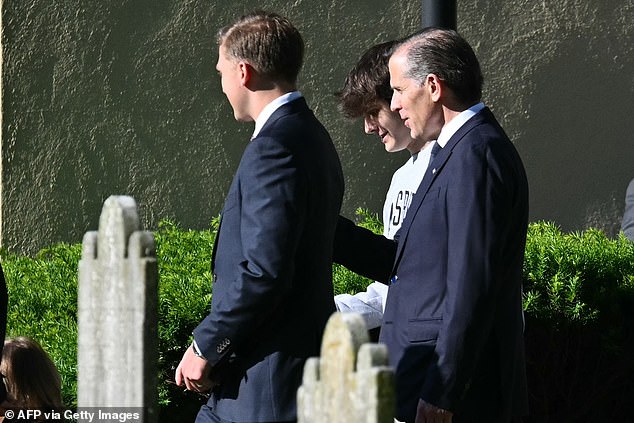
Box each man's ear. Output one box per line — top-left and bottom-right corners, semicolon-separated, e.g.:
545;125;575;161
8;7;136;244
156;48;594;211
238;61;252;86
426;73;442;102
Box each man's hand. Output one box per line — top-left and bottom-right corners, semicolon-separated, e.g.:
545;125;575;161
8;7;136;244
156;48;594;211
415;399;453;423
175;344;214;393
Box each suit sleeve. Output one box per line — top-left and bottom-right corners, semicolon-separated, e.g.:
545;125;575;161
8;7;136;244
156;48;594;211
193;137;306;366
421;141;519;409
333;215;396;284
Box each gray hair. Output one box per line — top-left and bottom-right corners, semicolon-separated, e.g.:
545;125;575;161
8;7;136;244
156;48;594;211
397;28;483;104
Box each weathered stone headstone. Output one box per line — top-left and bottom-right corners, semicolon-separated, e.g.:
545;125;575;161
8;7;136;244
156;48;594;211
297;312;395;423
77;196;158;422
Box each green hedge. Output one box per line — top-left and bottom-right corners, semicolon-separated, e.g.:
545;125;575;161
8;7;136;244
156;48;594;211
521;223;634;420
1;210;633;421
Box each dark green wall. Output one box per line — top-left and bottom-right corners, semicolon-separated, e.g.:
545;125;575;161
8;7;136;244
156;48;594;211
2;0;633;254
458;0;634;238
1;0;418;253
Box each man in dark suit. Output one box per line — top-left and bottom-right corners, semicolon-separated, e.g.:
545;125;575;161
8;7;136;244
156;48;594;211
335;28;529;422
175;11;344;423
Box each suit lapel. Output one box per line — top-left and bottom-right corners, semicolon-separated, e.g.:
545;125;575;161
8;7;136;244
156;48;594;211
391;108;493;274
391;149;449;270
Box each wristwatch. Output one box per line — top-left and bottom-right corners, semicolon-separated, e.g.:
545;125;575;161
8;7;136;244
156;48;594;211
192;340;204;358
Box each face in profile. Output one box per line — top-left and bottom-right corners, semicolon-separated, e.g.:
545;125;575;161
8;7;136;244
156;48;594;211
388;49;443;142
363;104;417;153
216;44;250;122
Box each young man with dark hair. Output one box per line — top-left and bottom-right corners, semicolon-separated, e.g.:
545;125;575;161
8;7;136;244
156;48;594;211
337;41;435;239
334;41;435;330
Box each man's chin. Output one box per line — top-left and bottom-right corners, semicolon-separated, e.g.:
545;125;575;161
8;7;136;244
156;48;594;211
235;114;254;123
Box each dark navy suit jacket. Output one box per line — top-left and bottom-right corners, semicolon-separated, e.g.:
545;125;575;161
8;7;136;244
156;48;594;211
335;107;529;422
194;97;344;422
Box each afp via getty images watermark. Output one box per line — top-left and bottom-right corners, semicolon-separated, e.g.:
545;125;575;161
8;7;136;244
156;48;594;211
3;407;145;422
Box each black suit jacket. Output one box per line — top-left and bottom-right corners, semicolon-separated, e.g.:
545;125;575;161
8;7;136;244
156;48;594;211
336;108;529;422
194;97;344;422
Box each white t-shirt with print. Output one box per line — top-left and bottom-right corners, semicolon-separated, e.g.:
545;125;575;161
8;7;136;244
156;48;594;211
382;141;435;239
334;142;435;329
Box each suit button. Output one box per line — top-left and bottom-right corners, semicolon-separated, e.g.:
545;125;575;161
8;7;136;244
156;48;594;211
216;338;231;353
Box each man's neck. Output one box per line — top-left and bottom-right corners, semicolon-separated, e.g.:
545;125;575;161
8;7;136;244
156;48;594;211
250;90;302;139
250;90;288;119
248;78;296;121
441;100;477;127
436;101;485;147
407;138;434;155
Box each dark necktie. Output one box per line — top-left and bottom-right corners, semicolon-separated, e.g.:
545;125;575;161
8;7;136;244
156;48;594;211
430;142;442;163
427;142;443;176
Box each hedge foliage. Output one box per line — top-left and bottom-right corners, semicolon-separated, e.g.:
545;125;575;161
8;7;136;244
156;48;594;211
1;210;633;421
521;223;634;420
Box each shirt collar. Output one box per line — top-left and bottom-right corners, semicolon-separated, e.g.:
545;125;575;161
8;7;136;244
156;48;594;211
436;102;485;148
252;91;303;139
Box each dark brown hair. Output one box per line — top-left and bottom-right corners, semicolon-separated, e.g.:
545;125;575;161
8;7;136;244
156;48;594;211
1;337;63;411
335;40;397;119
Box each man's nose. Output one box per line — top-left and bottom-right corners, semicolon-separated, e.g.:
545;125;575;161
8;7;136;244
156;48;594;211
364;116;378;134
390;93;401;112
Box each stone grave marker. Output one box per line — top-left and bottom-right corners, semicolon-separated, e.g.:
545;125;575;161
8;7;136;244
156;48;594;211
297;312;395;423
77;196;158;422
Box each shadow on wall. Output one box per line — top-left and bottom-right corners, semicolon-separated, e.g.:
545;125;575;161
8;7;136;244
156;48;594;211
518;34;633;237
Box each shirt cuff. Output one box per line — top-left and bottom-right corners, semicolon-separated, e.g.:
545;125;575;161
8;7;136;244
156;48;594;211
192;339;203;357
